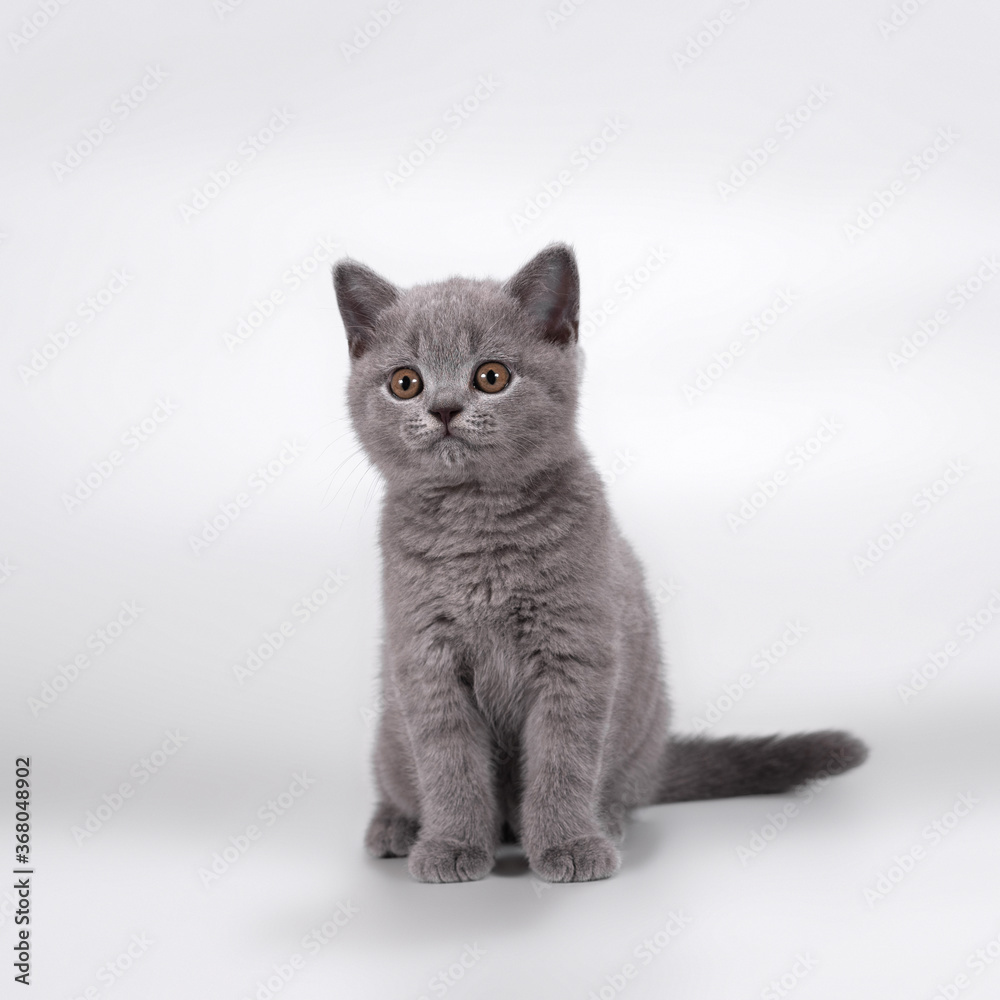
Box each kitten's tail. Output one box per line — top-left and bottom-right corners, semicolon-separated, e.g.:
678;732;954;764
655;730;868;804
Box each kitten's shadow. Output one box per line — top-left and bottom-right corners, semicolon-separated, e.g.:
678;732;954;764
267;818;675;953
490;813;666;878
489;819;663;876
619;811;668;870
483;814;668;878
491;844;531;876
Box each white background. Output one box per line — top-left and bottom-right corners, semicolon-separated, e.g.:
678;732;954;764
3;0;1000;997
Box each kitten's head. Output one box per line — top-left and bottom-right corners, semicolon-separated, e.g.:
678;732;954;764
333;244;582;489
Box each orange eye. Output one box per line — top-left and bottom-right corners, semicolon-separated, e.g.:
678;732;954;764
389;368;422;399
474;361;510;393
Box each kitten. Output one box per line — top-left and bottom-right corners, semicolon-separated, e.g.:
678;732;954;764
333;244;867;883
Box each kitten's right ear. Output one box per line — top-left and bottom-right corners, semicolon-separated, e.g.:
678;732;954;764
332;259;399;359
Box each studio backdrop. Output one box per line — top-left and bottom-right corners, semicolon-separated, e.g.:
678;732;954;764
3;0;999;997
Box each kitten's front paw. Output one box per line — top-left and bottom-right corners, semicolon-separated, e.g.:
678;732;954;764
365;807;419;858
531;835;621;883
408;838;494;883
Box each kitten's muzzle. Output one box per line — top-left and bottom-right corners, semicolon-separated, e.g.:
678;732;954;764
430;408;462;436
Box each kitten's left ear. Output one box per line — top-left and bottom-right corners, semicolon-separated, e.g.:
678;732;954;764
333;259;400;358
504;243;580;345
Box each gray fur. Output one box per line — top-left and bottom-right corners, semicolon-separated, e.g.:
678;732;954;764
333;244;868;883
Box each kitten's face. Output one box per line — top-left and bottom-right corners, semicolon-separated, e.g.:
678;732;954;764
334;245;582;489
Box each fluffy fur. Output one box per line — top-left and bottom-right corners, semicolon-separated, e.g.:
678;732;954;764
333;244;867;883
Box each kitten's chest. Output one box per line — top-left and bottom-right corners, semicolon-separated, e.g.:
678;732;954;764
386;530;541;731
396;535;539;630
382;488;572;634
379;480;601;730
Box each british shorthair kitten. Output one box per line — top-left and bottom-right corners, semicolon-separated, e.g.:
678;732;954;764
333;244;867;883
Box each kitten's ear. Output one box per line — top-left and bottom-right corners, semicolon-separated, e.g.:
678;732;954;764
332;259;400;358
504;243;580;346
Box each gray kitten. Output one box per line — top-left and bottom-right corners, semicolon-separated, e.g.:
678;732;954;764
333;244;867;884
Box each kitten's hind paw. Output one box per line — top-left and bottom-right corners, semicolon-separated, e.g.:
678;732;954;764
531;835;621;883
408;838;494;883
599;802;629;844
365;805;419;858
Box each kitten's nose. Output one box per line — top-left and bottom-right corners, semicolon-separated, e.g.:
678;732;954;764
430;408;462;428
431;407;462;427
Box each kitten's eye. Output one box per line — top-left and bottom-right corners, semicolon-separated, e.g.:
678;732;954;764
389;368;422;399
474;361;510;393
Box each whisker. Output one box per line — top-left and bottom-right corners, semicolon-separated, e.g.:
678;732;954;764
322;451;370;511
317;429;359;461
320;448;365;506
313;415;351;430
318;443;364;485
363;467;384;513
343;461;380;529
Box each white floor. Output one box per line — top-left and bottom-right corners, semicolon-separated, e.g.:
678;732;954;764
4;1;1000;997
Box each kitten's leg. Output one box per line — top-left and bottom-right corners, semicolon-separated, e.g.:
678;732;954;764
521;656;621;882
364;699;420;857
365;802;420;858
397;643;499;883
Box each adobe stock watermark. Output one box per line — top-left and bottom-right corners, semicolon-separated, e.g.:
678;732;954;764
863;792;979;907
224;236;340;351
416;943;486;1000
61;397;178;512
0;888;20;929
580;246;669;342
9;0;76;54
545;0;591;29
673;0;756;70
511;116;627;233
70;933;154;1000
71;731;188;845
736;748;858;865
727;418;842;533
52;66;168;180
238;904;359;1000
529;874;552;898
213;0;249;20
197;772;318;888
0;556;18;586
928;926;1000;1000
843;128;959;243
585;911;693;1000
853;459;970;575
653;577;681;608
896;586;1000;705
178;108;294;222
598;447;637;486
878;0;934;39
691;621;809;733
681;288;795;402
232;568;348;685
27;601;144;718
18;269;133;385
384;75;499;191
359;676;385;729
341;1;401;61
887;255;998;370
188;438;306;555
760;954;817;1000
717;86;832;202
